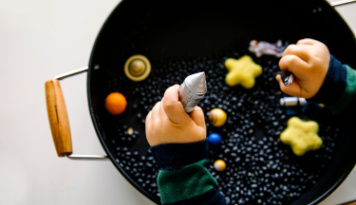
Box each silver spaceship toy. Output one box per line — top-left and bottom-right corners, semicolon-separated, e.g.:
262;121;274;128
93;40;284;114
276;71;294;86
179;72;207;113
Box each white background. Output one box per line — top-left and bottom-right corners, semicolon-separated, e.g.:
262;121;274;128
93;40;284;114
0;0;355;204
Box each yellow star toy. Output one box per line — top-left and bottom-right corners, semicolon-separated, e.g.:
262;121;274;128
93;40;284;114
280;117;322;156
225;55;262;89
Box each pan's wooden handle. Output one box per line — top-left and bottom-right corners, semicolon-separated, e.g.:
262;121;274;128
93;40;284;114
45;79;73;157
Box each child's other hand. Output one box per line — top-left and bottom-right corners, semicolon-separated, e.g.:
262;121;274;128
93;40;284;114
145;84;206;146
276;38;330;98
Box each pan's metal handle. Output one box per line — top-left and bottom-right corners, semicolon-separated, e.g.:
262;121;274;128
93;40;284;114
330;0;356;7
45;67;108;160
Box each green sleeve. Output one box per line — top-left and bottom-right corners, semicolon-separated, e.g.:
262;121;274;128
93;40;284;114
157;159;219;204
328;65;356;114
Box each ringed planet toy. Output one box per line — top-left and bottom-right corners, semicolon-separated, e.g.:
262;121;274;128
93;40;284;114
124;54;151;82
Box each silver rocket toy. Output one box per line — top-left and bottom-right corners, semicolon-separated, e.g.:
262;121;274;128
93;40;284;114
179;72;207;113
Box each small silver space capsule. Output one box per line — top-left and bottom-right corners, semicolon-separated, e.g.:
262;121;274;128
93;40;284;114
280;97;307;106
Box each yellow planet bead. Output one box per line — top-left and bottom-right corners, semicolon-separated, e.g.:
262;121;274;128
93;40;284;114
214;159;226;172
280;117;322;156
208;108;227;127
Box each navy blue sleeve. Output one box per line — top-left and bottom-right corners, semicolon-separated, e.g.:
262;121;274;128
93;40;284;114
150;139;209;170
309;55;347;105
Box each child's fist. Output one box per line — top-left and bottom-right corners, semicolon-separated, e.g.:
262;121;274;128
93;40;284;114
277;38;330;98
145;84;206;146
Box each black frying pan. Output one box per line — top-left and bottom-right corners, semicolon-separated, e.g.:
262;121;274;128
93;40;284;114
46;0;356;204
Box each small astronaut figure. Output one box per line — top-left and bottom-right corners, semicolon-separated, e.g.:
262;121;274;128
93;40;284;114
249;40;285;58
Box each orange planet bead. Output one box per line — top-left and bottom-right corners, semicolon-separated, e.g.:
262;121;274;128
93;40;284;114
105;92;127;115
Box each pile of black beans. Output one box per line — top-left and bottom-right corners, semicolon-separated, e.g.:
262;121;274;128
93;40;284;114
107;48;340;205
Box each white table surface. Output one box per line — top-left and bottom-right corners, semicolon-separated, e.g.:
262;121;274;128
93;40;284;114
0;0;355;204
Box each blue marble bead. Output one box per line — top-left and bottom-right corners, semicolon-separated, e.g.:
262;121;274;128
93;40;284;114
208;133;221;146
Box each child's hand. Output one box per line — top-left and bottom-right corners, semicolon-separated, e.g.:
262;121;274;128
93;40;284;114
276;38;330;98
145;84;206;146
